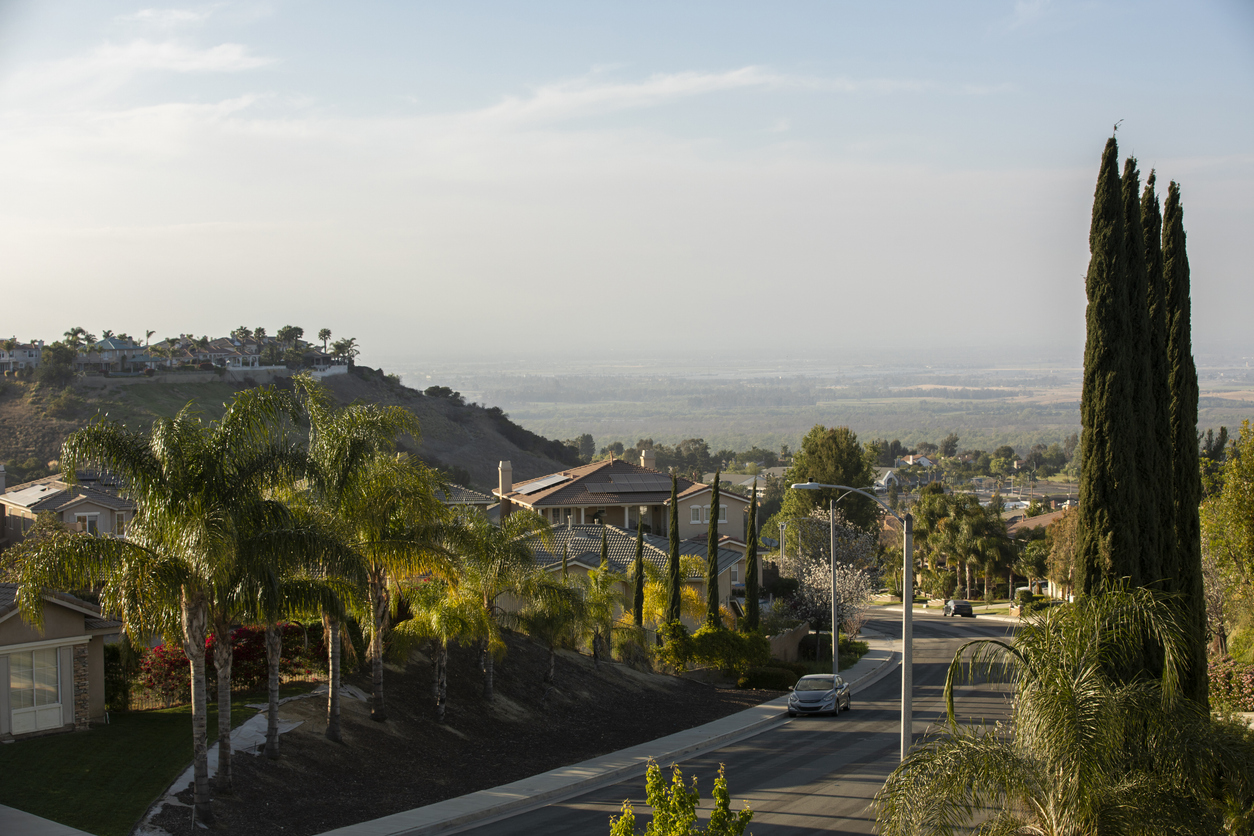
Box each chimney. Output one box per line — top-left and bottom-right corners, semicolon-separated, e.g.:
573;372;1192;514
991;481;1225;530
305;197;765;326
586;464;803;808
498;461;513;519
641;449;656;471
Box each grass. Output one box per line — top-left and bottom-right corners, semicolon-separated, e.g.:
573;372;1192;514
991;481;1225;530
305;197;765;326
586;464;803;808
0;685;315;836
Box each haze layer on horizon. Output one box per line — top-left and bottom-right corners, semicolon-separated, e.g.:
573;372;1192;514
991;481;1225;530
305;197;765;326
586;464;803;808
1;1;1251;362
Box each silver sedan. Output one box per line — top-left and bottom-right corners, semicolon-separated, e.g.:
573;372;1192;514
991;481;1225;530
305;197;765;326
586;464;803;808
787;674;852;717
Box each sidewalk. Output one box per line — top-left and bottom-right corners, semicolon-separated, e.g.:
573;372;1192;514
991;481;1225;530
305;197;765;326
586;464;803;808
317;632;900;836
0;805;94;836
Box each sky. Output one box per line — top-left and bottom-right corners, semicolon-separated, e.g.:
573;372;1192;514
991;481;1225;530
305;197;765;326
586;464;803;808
1;1;1251;365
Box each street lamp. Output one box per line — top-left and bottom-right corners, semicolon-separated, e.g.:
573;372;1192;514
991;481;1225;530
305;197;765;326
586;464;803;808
792;481;914;762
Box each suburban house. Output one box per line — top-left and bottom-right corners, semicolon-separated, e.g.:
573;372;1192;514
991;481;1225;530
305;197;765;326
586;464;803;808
895;454;934;468
522;521;753;627
1;584;120;738
435;483;495;512
0;467;136;548
494;453;752;545
873;467;900;494
1;340;43;372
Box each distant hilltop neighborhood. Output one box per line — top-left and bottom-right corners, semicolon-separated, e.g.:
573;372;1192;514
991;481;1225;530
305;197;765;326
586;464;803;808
1;326;361;384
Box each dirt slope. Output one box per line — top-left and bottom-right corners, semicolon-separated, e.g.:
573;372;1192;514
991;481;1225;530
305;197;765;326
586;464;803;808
147;632;782;836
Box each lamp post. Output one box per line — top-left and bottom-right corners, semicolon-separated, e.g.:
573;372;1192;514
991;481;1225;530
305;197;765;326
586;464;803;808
792;481;914;762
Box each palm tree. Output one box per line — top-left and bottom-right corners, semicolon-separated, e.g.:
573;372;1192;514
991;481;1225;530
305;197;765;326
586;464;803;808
318;328;332;352
874;587;1254;835
396;578;488;722
295;375;450;723
145;329;155;347
2;338;17;372
15;388;306;823
444;509;551;699
507;574;587;701
579;562;627;670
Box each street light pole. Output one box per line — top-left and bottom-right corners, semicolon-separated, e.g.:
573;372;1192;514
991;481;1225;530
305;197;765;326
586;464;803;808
791;481;914;762
830;498;839;677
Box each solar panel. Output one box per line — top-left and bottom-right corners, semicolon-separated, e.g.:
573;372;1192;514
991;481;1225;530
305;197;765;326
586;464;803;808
514;474;571;495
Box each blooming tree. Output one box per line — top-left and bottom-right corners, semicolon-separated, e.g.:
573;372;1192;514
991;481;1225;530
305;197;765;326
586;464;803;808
775;510;878;633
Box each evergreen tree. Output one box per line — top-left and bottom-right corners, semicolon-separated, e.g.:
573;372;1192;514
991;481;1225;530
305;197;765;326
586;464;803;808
1121;157;1161;586
1076;137;1140;593
1142;171;1176;588
666;475;682;623
562;543;568;577
601;523;609;570
706;472;722;628
633;524;645;627
744;481;760;631
1164;180;1207;706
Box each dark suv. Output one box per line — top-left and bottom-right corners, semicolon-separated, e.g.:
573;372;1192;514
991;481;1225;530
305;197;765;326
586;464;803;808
943;599;975;617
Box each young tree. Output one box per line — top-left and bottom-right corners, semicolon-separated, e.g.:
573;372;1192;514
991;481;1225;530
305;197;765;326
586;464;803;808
706;472;722;628
633;524;645;627
744;482;760;631
610;760;753;836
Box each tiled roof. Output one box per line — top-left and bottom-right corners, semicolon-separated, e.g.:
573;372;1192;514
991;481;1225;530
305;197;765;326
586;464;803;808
0;583;122;633
436;484;494;506
499;458;709;508
527;524;742;578
1;476;135;513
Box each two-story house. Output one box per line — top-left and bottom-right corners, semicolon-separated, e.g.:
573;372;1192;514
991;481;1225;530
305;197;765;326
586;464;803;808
0;467;136;548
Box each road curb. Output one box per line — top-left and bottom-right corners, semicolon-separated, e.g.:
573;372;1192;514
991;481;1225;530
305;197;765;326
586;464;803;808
318;639;901;836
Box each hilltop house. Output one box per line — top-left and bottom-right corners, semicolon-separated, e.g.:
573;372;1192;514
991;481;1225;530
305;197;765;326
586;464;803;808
1;341;43;373
0;467;135;548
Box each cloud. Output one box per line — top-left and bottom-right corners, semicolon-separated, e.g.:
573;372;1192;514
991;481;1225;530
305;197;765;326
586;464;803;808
92;39;272;72
117;7;216;30
1003;0;1051;31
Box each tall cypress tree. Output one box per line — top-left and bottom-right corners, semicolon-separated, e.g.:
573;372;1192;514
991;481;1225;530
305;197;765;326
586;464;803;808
705;472;722;628
632;523;645;627
1076;137;1140;593
666;475;681;623
1142;171;1176;586
600;523;608;570
1121;157;1159;587
744;480;760;631
1164;180;1207;706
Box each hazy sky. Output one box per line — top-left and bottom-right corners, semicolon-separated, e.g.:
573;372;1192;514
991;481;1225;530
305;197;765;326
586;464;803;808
2;2;1251;362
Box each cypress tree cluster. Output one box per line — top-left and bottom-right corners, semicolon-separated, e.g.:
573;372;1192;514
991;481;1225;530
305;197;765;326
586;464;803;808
666;474;681;623
1075;137;1207;704
745;480;760;631
705;472;722;628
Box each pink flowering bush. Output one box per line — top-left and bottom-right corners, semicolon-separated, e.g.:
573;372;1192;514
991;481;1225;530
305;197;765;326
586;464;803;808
1208;656;1254;712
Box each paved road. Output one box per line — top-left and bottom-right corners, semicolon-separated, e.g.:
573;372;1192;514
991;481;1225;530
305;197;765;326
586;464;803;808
454;612;1015;836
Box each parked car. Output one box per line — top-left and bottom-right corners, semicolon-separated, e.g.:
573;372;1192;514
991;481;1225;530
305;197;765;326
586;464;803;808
943;599;975;617
787;674;852;717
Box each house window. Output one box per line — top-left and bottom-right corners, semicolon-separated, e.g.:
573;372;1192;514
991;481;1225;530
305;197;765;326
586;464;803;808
115;513;126;536
75;514;99;535
690;506;702;524
9;648;61;734
718;506;727;524
731;565;739;583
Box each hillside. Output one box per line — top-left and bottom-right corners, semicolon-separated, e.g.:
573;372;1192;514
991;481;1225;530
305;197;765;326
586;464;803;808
0;368;577;491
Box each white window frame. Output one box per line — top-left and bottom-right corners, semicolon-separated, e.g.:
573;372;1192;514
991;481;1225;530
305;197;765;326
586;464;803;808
74;513;99;535
115;512;126;536
730;565;739;583
690;506;702;524
718;506;727;524
8;647;62;734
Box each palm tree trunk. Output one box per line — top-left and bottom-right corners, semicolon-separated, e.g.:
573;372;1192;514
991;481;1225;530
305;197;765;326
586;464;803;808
435;640;448;723
182;590;214;826
369;569;388;722
965;561;973;599
482;641;495;701
264;622;282;759
324;612;342;743
212;615;233;794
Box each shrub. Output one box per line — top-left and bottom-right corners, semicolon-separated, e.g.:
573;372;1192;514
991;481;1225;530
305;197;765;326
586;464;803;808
137;643;192;707
690;626;769;674
767;660;812;678
1209;656;1254;712
737;666;798;690
654;620;693;671
1016;589;1034;606
103;641;140;711
763;575;799;599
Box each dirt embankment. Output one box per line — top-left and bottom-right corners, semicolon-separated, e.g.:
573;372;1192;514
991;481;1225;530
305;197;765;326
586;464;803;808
149;633;782;836
0;369;572;491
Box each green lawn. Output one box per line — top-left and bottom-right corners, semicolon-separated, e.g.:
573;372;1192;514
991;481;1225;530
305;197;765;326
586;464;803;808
0;687;312;836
